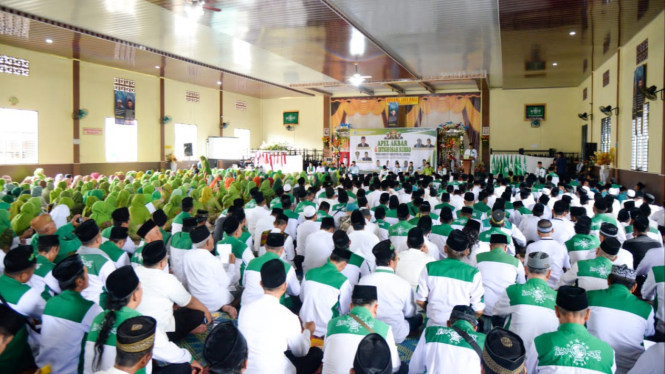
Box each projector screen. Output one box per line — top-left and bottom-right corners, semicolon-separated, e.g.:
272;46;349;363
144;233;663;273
207;137;243;160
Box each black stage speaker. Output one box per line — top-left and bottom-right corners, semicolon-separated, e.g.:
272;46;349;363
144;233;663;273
184;143;193;157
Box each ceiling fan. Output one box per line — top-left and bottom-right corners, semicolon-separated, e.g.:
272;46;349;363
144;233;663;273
185;0;221;12
348;62;371;87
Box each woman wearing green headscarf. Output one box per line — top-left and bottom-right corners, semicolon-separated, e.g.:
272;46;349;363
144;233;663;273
129;194;151;227
190;189;204;212
258;179;276;204
200;186;223;214
50;188;62;205
10;202;39;235
0;210;12;238
59;197;76;211
82;196;98;217
116;190;130;208
90;201;113;228
163;194;182;220
272;177;283;193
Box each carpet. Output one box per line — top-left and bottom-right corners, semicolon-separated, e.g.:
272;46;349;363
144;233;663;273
176;312;419;367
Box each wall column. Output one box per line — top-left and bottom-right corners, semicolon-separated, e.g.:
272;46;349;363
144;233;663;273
220;89;224;136
481;79;490;166
323;95;331;159
72;33;81;175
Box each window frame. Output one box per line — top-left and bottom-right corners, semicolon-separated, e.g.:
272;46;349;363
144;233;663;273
105;117;138;162
0;108;39;164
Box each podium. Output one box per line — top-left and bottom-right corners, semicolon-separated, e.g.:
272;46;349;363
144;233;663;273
462;159;473;175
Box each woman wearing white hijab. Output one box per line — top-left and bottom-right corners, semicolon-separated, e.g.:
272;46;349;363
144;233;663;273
49;204;70;229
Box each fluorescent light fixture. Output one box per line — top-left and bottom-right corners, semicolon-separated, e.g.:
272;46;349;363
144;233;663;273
350;28;365;56
552;62;558;66
155;65;160;69
45;39;53;44
569;31;576;35
349;74;364;87
217;81;222;85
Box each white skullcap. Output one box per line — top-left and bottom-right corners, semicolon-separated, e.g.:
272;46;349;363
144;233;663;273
303;206;317;218
283;184;292;192
627;189;635;197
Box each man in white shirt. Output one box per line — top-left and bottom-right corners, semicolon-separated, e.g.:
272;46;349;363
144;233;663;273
586;265;655;374
464;144;478;171
302;217;335;274
183;226;237;316
246;192;270;245
551;200;575;244
238;259;322;374
296;206;320;259
348;210;380;271
395;228;435;291
525;219;571;288
519;203;546;244
416;230;485;326
359;240;421;343
254;208;280;253
557;237;621;291
135;240;211;342
74;220;117;305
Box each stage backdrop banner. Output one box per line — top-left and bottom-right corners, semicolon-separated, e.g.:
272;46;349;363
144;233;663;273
350;128;437;173
491;154;554;176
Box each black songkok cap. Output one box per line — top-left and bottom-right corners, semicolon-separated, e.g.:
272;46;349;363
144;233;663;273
110;226;129;241
106;265;139;300
137;219;157;239
152;209;167;227
52;254;84;285
599;222;618;238
116;316;156;354
532;203;545;215
464;192;475;202
38;234;59;247
461;206;474;215
623;200;635;210
353;333;392;374
600;237;621;256
512;201;524;209
644;193;655;204
570;206;587;218
204;322;248;373
490;234;509;245
0;303;25;336
197;209;208;216
333;230;350;249
407;227;425;248
490;210;505;225
260;259;286;289
254;192;265;204
575;216;591;232
440;206;453;221
482;327;526;374
450;305;478;326
223;216;240;235
553;200;567;214
352;285;378;301
556;286;588;311
594;199;608;211
190;226;210;245
465;219;481;232
397;203;410;218
447;229;468;252
331;247;352;261
417;216;432;233
265;232;286;247
633;215;650;232
380;192;390;203
372;240;395;264
183;217;198;230
142;240;167;265
617;209;630;222
4;245;36;273
112;207;130;223
271;208;284;215
75;219;100;242
351;210;365;226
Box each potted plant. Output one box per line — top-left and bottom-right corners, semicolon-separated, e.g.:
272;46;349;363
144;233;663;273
591;148;615;183
165;153;178;171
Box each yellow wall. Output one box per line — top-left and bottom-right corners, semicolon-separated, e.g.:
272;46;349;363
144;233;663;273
79;62;160;163
617;10;664;172
590;54;619;146
222;91;263;149
489;87;580;153
164;80;221;160
0;44;73;164
261;96;324;149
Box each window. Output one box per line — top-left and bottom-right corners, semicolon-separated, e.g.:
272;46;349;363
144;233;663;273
0;108;38;164
632;102;649;171
600;117;611;153
175;123;197;160
105;118;137;162
234;128;250;154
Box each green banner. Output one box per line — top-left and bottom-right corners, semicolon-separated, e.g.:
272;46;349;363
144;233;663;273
283;111;299;125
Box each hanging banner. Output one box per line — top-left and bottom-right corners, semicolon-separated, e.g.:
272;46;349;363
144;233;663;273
350;128;437;173
385;97;419;105
114;78;135;125
387;102;399;127
490;154;554;177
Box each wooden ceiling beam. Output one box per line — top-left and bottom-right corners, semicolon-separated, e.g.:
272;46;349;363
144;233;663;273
383;83;405;95
308;87;333;96
418;81;435;93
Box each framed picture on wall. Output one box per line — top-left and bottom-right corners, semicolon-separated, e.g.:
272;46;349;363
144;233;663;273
524;103;546;121
283;111;299;125
324;128;330;136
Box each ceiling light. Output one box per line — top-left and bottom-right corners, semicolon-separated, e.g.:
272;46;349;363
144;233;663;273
350;28;365;56
45;39;53;44
349;75;364;87
155;65;160;69
216;81;222;85
569;31;576;35
552;62;558;66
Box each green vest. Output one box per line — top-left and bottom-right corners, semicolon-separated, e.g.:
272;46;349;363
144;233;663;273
577;257;613;280
99;241;127;263
246;252;293;306
565;234;601;253
86;307;146;374
0;276;41;373
423;320;486;350
173;211;191;225
388;221;415;237
326;306;390;339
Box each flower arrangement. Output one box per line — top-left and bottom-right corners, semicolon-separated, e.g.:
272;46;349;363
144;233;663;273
330;137;342;159
591;148;615;166
259;142;291;151
165;153;178;163
474;162;486;173
322;136;331;148
338;123;353;130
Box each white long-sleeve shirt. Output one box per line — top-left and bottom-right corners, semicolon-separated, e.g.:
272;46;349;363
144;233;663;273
525;238;570;288
135;266;192;333
551;217;576;244
183;248;234;311
358;267;417;343
238;294;311;374
475;248;526;316
297;220;321;257
348;229;380;270
642;264;664;334
302;230;334;273
300;261;353;336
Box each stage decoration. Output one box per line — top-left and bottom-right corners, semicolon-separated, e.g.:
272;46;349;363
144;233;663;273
474;162;486;174
321;136;331;148
591;147;615;183
259;141;291;151
332;124;351;166
254;151;288;169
